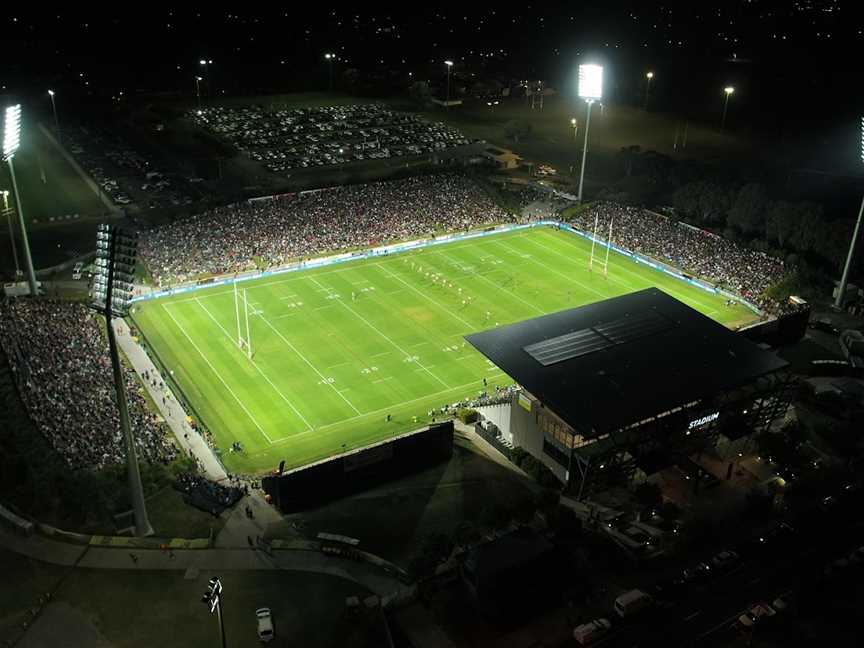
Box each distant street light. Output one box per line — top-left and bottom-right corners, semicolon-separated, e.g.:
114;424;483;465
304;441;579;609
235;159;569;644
644;71;654;109
577;64;603;203
194;77;203;114
721;86;735;131
835;116;864;309
199;59;213;96
3;104;38;295
444;60;454;108
47;90;61;142
325;53;336;91
570;117;579;141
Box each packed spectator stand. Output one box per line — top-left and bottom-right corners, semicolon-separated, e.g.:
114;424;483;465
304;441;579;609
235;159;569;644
0;299;178;471
140;173;514;285
565;202;787;312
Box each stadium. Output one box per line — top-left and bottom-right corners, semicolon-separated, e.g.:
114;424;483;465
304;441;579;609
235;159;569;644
115;174;783;481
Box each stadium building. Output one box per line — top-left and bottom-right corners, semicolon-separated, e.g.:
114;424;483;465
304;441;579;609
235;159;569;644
466;288;794;497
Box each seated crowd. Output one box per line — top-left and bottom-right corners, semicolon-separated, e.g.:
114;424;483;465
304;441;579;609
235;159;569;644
567;202;787;311
0;299;178;471
140;173;514;286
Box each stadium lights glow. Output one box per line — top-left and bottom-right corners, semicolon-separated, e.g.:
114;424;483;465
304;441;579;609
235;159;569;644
724;86;735;95
578;64;603;100
646;71;654;79
571;118;577;125
444;60;454;67
325;53;333;60
48;89;55;96
3;104;21;160
199;59;212;65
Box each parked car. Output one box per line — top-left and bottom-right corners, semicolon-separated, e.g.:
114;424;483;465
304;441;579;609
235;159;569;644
711;550;740;570
256;608;274;643
738;602;775;628
614;589;653;618
573;618;611;645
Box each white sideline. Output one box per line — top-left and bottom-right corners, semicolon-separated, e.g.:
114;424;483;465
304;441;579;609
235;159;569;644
255;310;363;415
161;303;273;442
310;277;451;390
192;297;314;432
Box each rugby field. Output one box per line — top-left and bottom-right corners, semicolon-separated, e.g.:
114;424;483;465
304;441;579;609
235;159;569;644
130;226;758;474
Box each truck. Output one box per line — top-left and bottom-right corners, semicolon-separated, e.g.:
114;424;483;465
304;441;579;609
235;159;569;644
613;589;653;618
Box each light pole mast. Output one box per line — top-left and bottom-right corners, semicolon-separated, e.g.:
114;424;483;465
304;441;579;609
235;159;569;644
325;53;335;91
1;190;20;277
721;86;735;131
576;64;603;203
4;105;38;295
644;71;654;109
195;77;203;113
444;60;454;108
835;118;864;309
48;90;60;142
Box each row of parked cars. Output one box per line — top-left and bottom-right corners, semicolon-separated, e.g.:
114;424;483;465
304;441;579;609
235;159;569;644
64;126;202;211
191;103;472;174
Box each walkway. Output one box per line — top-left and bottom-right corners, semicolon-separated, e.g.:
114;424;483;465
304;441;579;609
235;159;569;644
112;318;227;482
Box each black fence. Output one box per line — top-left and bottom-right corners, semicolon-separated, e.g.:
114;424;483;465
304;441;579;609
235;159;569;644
263;421;454;512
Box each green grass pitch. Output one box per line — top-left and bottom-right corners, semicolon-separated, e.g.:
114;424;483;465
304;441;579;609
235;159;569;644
130;226;758;474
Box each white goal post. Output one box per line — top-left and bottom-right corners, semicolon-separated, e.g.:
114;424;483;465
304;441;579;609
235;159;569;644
234;282;253;359
588;216;614;278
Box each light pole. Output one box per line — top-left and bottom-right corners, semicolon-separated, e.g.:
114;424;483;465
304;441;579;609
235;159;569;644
201;577;227;648
3;105;38;295
444;60;454;108
834;116;864;309
195;77;203;114
570;117;578;141
577;64;603;203
721;86;735;131
644;71;654;109
47;90;60;142
199;59;213;96
324;53;335;91
1;189;19;277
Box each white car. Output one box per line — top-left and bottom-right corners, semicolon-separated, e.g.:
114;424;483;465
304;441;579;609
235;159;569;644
573;618;611;645
256;608;274;643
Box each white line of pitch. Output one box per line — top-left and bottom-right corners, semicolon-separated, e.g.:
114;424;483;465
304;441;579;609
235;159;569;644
431;248;545;315
161;303;273;442
259;371;509;448
309;277;451;390
374;263;476;329
192;297;314;432
255;309;362;415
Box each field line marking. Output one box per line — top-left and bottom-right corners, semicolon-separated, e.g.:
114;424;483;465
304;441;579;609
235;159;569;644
255;309;362;415
431;249;544;316
161;303;273;443
260;371;509;448
192;297;314;432
531;230;720;312
489;238;608;300
374;263;476;329
371;351;391;358
309;276;451;390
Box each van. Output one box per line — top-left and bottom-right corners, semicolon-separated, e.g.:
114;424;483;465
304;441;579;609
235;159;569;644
614;589;653;618
573;618;611;645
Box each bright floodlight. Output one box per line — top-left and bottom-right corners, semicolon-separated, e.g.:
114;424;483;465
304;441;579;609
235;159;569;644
48;89;55;96
444;60;454;67
578;64;603;100
646;71;654;79
4;104;22;160
725;86;735;95
325;53;333;59
571;118;577;125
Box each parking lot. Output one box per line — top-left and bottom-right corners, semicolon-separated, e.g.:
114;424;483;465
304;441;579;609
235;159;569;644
63;126;207;213
191;103;473;174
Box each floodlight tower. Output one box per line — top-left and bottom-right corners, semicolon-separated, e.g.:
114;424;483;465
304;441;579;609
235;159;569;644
1;189;19;277
47;90;61;142
92;224;153;537
444;60;454;108
199;59;213;96
3;105;38;295
570;117;578;141
721;86;735;131
577;64;603;203
834;116;864;309
644;71;654;109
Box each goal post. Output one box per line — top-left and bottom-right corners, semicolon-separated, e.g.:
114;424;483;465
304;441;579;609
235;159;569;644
588;216;614;278
233;282;253;359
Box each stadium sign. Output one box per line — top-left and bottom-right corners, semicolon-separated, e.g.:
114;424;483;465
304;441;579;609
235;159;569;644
688;411;719;430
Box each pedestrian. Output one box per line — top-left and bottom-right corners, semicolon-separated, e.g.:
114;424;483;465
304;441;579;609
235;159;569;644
247;535;254;548
169;549;175;559
129;552;138;564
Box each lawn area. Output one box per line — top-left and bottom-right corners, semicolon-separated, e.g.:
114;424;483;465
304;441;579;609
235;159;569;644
130;226;757;475
16;565;376;648
0;127;106;226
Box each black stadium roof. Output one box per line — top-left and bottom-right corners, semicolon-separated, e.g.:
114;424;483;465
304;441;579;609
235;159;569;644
465;288;788;437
